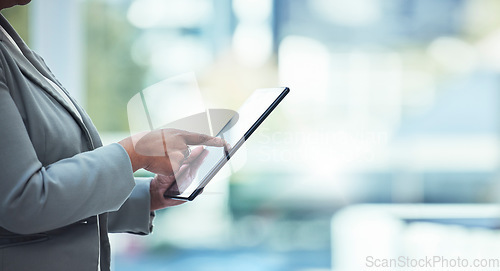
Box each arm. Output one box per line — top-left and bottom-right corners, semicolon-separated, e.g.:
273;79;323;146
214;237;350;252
107;178;155;235
107;145;214;234
0;84;227;236
0;75;137;235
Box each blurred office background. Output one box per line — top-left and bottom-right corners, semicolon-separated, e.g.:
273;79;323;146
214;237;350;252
5;0;500;270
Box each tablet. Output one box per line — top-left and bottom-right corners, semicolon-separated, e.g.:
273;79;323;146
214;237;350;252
164;87;290;201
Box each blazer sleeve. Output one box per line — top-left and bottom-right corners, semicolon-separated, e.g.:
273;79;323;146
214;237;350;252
107;178;156;235
0;71;137;235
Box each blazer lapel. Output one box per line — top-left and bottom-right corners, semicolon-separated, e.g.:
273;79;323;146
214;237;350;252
0;14;85;128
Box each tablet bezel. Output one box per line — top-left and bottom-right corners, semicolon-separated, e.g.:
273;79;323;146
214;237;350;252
164;87;290;201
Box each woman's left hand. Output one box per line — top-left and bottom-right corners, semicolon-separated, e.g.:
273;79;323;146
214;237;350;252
149;146;208;211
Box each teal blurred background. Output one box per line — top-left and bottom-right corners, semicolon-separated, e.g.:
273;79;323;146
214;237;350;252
5;0;500;270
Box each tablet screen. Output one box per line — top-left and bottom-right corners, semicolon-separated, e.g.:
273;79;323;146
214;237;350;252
164;87;289;201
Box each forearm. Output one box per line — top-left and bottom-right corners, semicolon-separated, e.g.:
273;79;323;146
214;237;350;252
118;134;148;172
108;178;155;235
0;144;136;234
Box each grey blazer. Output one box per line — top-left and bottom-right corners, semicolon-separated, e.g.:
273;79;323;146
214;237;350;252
0;14;153;271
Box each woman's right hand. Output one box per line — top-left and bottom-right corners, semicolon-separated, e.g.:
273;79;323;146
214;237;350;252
118;128;226;176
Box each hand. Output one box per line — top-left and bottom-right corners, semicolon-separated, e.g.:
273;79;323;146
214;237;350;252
149;146;208;210
118;128;225;176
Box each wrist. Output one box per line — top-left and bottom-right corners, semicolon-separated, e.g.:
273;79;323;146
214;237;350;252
118;137;145;172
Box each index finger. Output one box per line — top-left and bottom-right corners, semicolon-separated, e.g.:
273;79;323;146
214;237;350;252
180;131;226;147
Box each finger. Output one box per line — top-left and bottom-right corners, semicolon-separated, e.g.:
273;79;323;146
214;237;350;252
190;148;209;170
170;161;181;174
180;148;207;177
155;174;175;186
175;161;193;178
175;146;203;178
183;146;205;164
181;146;191;160
175;149;208;189
175;148;204;179
167;151;184;173
179;149;209;183
176;163;189;176
166;181;180;195
163;198;186;207
180;131;226;147
166;150;184;163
